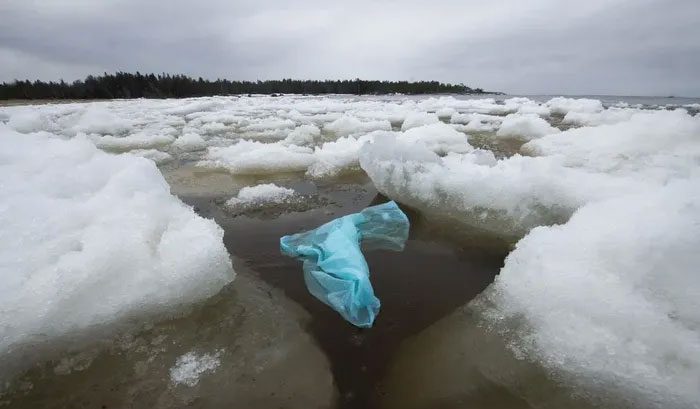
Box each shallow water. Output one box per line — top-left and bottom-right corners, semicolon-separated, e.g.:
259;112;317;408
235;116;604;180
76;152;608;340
180;173;513;408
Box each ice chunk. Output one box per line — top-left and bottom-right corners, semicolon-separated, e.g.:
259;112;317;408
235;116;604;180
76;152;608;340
400;112;440;131
436;107;457;119
170;350;223;387
478;180;700;408
307;133;379;178
496;113;560;140
71;106;134;135
90;132;175;151
280;201;410;327
562;107;638;126
127;149;174;164
282;124;321;147
399;122;472;155
0;126;234;375
546;97;604;115
200;121;229;134
200;140;315;174
361;109;699;237
243;117;296;132
7;109;51;133
450;113;503;132
324;115;391;137
523;109;700;182
225;183;296;208
173;132;207;151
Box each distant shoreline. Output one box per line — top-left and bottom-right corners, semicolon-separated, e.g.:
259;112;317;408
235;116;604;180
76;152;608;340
0;72;497;101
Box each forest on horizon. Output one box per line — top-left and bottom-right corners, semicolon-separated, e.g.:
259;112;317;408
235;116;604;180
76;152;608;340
0;72;490;100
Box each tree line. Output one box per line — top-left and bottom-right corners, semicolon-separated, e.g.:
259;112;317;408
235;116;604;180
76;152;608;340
0;72;487;100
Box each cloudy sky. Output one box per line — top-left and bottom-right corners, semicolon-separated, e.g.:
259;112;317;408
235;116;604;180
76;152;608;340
1;0;698;96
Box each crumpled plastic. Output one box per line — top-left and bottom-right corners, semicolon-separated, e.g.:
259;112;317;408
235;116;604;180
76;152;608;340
280;201;410;327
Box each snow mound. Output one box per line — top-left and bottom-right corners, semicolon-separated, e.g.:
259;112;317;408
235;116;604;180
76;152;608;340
496;113;560;140
0;126;234;373
170;350;223;387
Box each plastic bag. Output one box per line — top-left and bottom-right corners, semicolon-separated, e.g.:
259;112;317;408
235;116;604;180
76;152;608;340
280;201;410;327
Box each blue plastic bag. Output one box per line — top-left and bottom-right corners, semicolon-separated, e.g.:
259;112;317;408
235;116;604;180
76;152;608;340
280;201;410;327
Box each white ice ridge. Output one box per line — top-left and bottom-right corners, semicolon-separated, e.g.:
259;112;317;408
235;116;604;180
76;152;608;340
0;126;234;367
170;350;223;387
225;183;296;208
360;107;700;408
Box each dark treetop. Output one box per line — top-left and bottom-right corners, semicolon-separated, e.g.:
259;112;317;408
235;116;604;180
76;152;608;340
0;72;488;100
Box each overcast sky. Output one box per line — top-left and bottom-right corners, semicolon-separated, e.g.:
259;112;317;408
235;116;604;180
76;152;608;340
1;0;698;96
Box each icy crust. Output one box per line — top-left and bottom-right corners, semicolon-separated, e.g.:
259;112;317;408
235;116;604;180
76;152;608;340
477;181;700;408
0;126;234;368
360;108;700;407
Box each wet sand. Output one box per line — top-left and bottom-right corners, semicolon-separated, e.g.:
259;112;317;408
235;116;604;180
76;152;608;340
180;175;511;409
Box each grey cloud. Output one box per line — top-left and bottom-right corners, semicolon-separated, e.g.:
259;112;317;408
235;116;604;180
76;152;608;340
0;0;698;95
